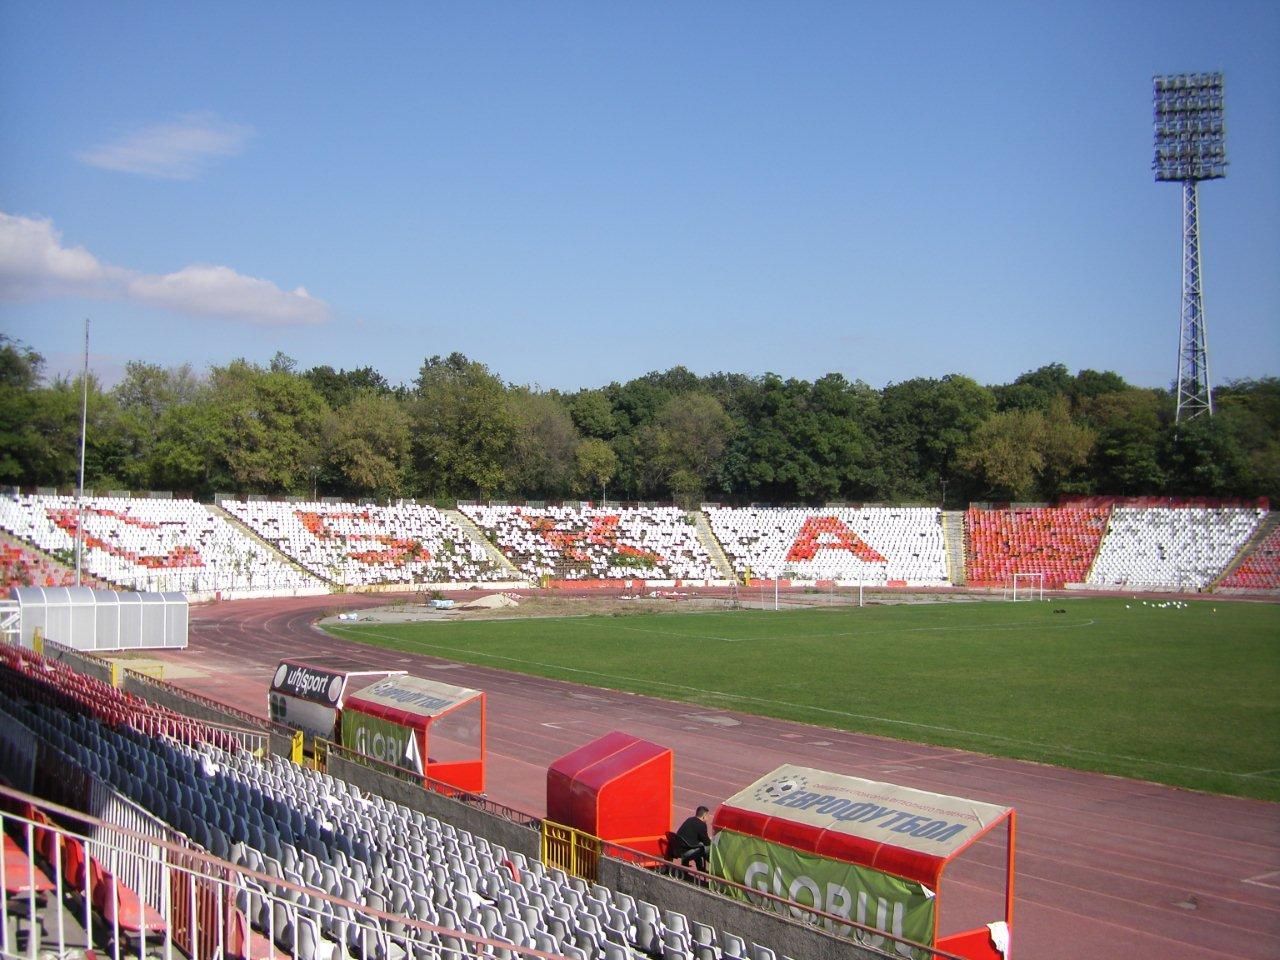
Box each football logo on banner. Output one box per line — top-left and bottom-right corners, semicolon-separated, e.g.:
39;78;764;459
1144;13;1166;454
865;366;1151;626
754;773;809;805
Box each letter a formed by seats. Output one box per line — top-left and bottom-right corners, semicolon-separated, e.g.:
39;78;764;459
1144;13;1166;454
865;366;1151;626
786;516;887;564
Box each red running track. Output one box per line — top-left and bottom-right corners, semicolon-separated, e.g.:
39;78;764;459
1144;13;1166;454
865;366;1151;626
150;593;1280;960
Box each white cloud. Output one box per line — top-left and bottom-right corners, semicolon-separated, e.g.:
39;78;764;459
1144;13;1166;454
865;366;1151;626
0;213;124;299
0;212;330;326
76;112;252;180
128;265;328;325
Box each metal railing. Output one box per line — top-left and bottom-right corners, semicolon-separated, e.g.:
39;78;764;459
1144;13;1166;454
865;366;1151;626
316;743;969;960
317;737;536;825
540;820;600;882
0;784;570;960
596;837;973;960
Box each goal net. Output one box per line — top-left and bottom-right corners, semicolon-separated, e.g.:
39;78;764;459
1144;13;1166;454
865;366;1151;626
1011;572;1045;602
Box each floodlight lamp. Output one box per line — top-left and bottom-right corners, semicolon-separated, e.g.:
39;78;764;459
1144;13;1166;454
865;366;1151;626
1152;72;1227;182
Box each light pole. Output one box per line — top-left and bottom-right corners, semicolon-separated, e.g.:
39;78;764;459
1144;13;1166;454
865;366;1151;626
1153;72;1227;422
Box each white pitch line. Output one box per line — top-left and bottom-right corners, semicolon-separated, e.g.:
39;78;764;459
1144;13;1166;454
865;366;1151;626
328;623;1277;782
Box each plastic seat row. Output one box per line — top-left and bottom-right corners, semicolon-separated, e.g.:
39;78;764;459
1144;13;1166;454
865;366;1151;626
461;505;719;581
1216;524;1280;591
1088;506;1264;590
964;505;1111;589
0;494;323;596
706;507;948;584
222;500;508;587
4;647;797;960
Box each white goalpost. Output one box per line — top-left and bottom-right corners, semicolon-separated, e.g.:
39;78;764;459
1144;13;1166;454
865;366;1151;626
1011;572;1045;602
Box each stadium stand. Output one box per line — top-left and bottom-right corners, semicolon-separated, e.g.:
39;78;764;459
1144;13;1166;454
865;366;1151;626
459;504;720;581
221;499;510;587
1088;504;1266;591
705;507;949;584
964;504;1111;589
0;644;801;960
1214;519;1280;592
0;494;323;597
0;537;80;590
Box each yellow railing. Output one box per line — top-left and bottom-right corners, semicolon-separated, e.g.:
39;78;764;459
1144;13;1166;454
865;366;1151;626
541;819;601;882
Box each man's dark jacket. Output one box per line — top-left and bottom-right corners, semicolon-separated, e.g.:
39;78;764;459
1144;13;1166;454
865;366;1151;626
671;815;710;858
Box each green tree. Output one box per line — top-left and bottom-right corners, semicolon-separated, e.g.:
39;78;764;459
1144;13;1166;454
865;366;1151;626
323;390;412;497
959;399;1094;500
878;375;996;500
109;362;204;489
506;391;580;498
0;336;48;483
1160;417;1252;496
304;365;393;409
566;389;616;439
410;353;514;498
574;438;618;499
1082;388;1168;494
204;360;329;493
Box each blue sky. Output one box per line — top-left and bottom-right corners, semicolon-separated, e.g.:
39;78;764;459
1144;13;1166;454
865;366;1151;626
1;2;1277;391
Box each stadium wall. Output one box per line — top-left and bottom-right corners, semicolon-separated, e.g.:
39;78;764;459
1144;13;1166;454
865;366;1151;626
327;751;541;859
119;671;297;757
598;858;873;960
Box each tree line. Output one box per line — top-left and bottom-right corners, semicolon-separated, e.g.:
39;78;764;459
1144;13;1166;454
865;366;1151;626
1;336;1275;506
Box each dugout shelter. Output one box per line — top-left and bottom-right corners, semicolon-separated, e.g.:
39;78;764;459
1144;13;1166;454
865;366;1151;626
546;731;673;856
711;764;1015;960
11;586;187;652
268;658;405;744
342;673;486;793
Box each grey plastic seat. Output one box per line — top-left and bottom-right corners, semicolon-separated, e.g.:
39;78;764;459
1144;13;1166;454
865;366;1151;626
720;933;748;960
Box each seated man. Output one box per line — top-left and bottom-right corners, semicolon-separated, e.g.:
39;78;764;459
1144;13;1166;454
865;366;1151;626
669;805;712;873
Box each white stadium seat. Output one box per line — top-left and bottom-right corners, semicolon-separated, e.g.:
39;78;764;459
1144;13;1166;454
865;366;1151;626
706;507;949;585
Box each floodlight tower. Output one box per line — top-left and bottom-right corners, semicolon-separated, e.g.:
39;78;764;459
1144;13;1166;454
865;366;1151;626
1153;72;1227;422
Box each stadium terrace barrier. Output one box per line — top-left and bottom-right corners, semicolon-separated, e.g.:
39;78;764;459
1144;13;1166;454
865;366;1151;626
42;638;117;687
324;743;969;960
319;739;542;861
596;841;972;960
0;784;569;960
119;667;300;759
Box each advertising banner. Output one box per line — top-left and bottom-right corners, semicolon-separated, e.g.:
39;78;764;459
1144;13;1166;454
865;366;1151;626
341;708;424;774
711;829;935;958
721;765;1009;864
346;674;478;719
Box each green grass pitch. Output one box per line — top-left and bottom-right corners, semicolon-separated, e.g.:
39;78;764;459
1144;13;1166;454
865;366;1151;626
326;597;1280;801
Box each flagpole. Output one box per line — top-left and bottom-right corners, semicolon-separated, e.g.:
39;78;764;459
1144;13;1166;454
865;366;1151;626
75;318;89;587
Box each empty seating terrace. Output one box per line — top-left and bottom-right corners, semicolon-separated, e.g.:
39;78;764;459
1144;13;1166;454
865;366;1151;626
460;504;719;582
1088;501;1265;591
0;494;323;598
222;499;510;587
0;539;78;591
1218;523;1280;592
0;643;804;960
964;504;1111;589
706;507;949;585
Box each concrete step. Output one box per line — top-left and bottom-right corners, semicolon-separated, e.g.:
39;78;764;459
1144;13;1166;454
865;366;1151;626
1212;510;1278;590
0;529;117;590
692;511;738;582
942;510;967;585
207;503;334;585
442;508;526;579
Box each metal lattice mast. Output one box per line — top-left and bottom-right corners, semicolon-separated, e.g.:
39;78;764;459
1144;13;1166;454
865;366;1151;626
1176;180;1211;419
1153;72;1226;423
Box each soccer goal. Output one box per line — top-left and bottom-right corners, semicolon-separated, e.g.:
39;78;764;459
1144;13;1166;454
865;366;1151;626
1011;572;1045;602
